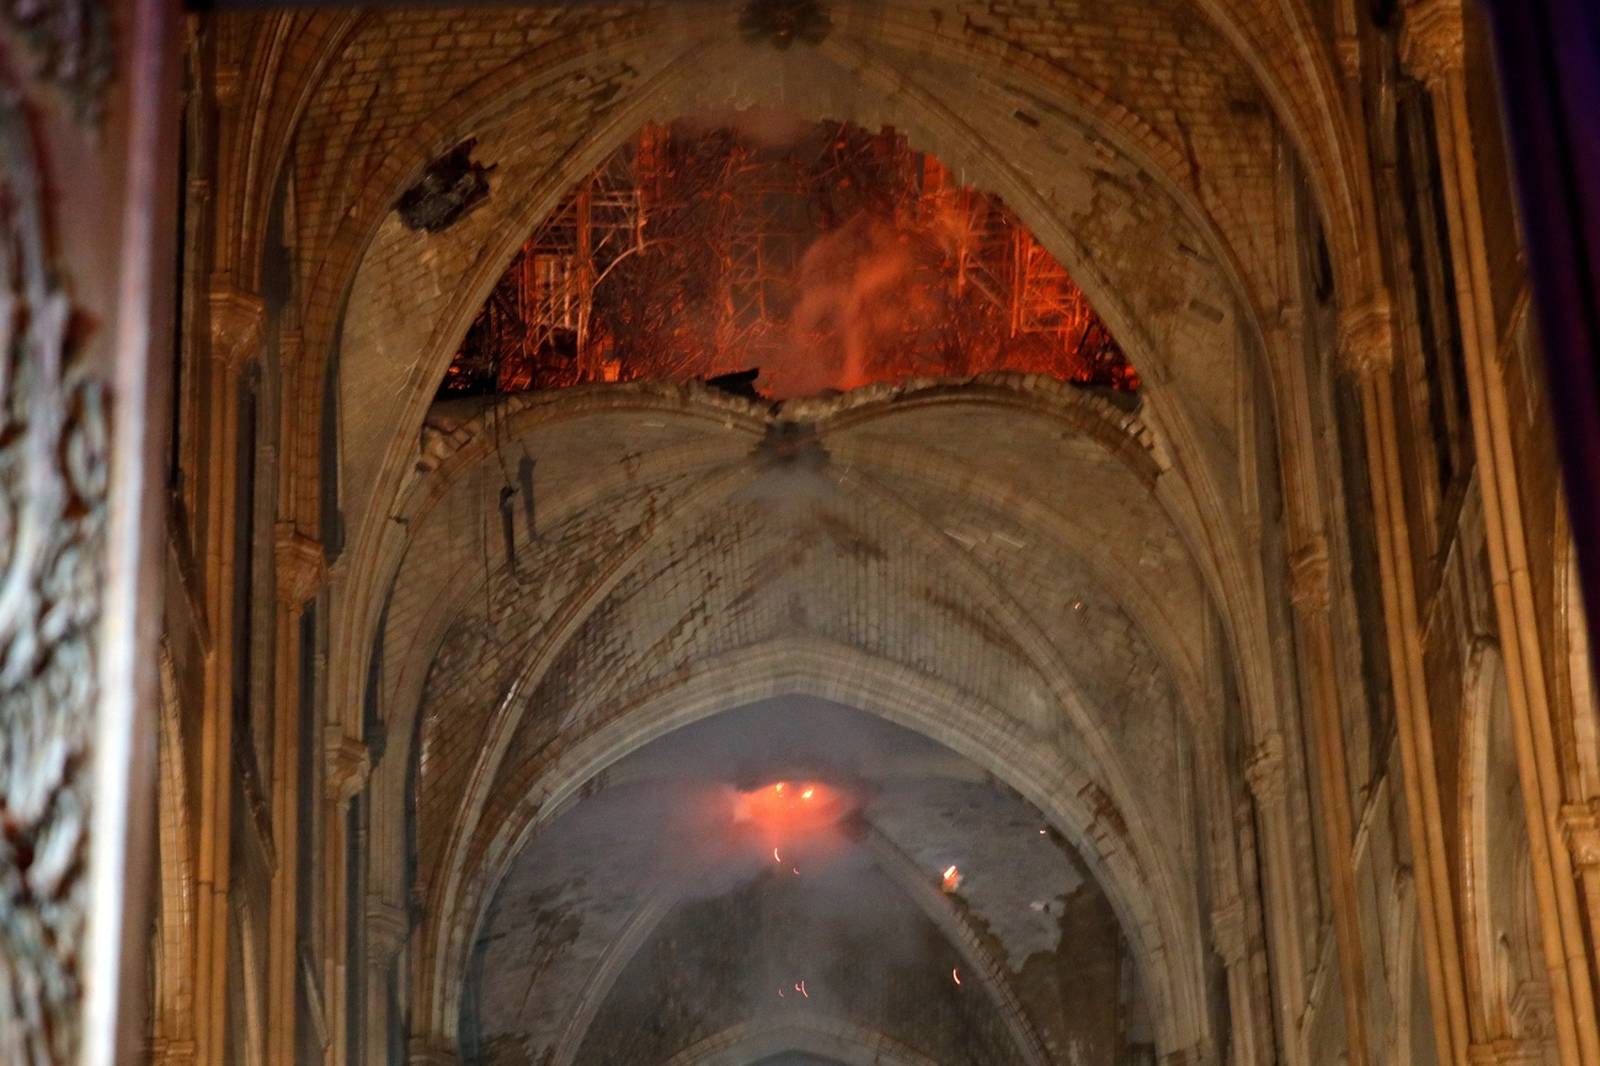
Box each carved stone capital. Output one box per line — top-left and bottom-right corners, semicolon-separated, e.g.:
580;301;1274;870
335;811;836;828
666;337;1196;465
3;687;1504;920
1401;0;1465;88
213;63;243;107
368;896;410;963
325;727;371;802
409;1037;460;1066
275;525;325;605
208;281;264;371
1289;536;1332;613
1210;897;1248;967
149;1038;198;1066
1338;291;1395;378
1160;1046;1210;1066
1335;32;1362;79
1469;1038;1543;1065
1246;732;1287;804
1559;800;1600;871
1510;974;1557;1045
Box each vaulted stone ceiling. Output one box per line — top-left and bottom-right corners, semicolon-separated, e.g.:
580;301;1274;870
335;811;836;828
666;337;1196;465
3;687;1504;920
387;377;1229;1063
208;1;1381;1061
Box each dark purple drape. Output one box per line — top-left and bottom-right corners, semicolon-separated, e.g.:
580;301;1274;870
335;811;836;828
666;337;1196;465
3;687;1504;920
1481;0;1600;683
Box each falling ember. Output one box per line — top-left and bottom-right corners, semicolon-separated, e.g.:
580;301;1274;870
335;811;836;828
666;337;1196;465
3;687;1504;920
773;847;782;863
942;864;962;892
952;967;962;986
801;787;815;800
795;981;809;999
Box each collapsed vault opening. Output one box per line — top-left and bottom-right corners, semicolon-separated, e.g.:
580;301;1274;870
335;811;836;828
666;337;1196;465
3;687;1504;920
438;113;1138;401
462;699;1153;1066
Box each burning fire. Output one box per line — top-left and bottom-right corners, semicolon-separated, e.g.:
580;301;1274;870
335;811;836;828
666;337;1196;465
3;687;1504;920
730;779;853;873
734;780;847;833
441;118;1138;400
942;864;962;892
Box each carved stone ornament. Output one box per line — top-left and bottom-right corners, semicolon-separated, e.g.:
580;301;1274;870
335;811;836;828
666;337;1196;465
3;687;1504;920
1209;897;1248;968
1401;0;1465;88
1335;32;1362;79
1289;536;1332;613
0;88;109;1065
367;896;410;963
1508;974;1557;1047
325;727;371;802
148;1037;198;1066
0;0;114;121
1337;291;1396;378
1559;800;1600;871
208;282;264;371
274;525;325;606
1245;732;1287;804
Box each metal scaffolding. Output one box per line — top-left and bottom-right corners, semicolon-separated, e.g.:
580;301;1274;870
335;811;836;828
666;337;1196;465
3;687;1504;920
439;120;1137;399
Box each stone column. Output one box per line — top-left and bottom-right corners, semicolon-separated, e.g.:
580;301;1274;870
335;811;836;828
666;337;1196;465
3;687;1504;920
1266;220;1377;1061
1211;895;1263;1066
366;897;409;1066
1402;3;1600;1063
268;527;324;1066
1338;294;1473;1065
194;280;265;1066
1286;533;1372;1066
1242;730;1313;1062
323;727;370;1066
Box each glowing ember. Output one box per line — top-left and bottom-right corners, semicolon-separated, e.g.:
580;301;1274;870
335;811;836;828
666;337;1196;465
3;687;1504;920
441;119;1137;400
942;864;962;892
952;967;962;986
773;847;782;863
736;780;847;833
795;981;809;999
